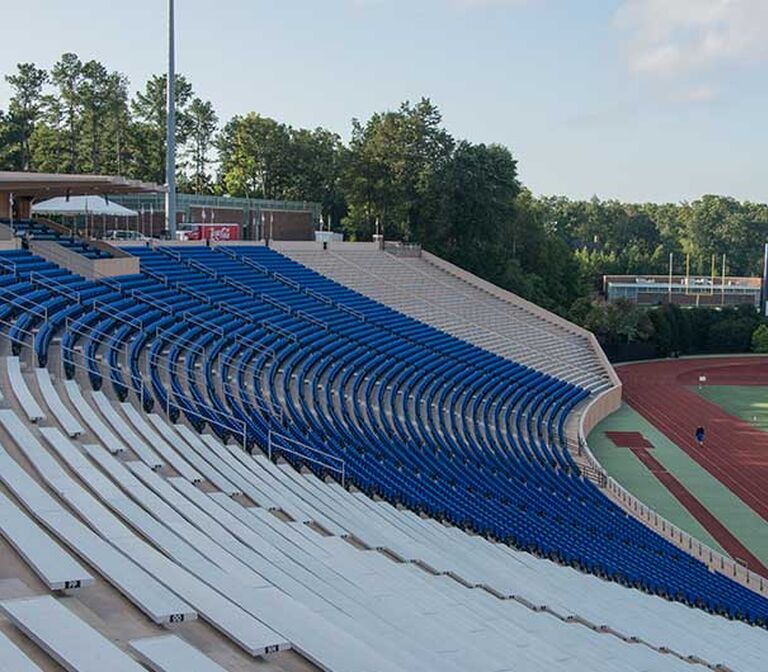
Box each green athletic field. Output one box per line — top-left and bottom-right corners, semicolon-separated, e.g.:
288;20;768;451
695;385;768;431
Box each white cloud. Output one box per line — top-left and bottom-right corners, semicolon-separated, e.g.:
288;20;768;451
616;0;768;77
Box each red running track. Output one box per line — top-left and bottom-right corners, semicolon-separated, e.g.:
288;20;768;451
619;357;768;528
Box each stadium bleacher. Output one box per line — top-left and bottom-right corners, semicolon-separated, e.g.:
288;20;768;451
278;244;612;391
0;240;765;671
2;219;112;259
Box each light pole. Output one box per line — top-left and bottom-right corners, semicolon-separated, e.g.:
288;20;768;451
761;243;768;316
165;0;177;240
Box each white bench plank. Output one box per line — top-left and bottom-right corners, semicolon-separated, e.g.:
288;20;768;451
120;404;202;482
38;426;125;502
146;419;241;496
91;391;163;469
34;368;83;437
129;635;228;672
115;537;290;658
85;446;265;582
0;490;93;591
0;595;145;672
28;436;286;655
0;628;43;671
7;357;45;422
0;421;196;625
63;379;124;454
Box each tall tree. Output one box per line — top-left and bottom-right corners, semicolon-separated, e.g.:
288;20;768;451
345;98;454;240
78;59;113;172
49;53;83;172
29;94;67;173
0;110;16;169
217;113;292;199
130;73;194;183
288;127;347;226
5;63;48;170
424;141;519;267
100;71;131;175
182;97;218;194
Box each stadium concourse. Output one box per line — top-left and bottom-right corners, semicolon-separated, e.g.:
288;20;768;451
0;223;765;671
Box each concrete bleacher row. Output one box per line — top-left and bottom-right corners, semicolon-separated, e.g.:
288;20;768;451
276;244;612;392
0;595;233;672
0;354;765;671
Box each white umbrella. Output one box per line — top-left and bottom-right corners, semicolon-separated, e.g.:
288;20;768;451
32;195;138;217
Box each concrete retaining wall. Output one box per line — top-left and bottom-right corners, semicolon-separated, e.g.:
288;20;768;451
29;240;140;279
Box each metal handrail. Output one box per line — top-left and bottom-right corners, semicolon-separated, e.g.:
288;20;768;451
152;327;207;358
260;293;292;314
235;333;276;361
88;299;144;331
261;320;297;343
142;267;169;286
239;256;269;275
268;430;345;486
294;309;328;331
0;287;48;321
174;282;211;305
216;302;254;324
0;256;19;276
182;310;225;337
158;246;181;261
222;276;255;297
305;286;332;305
337;302;365;322
215;246;237;259
272;271;300;290
29;271;81;303
187;258;217;278
130;289;176;315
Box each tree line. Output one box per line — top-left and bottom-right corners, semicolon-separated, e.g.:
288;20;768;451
3;54;768;357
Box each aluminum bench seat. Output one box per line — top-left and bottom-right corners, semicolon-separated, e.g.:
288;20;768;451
7;356;45;422
63;379;124;454
116;537;291;657
0;626;43;671
129;635;228;672
104;456;270;583
119;403;202;482
34;367;83;437
0;425;195;625
91;391;163;469
0;595;145;672
0;490;93;591
147;418;241;495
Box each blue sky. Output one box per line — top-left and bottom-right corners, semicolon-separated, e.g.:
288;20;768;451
1;0;766;203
